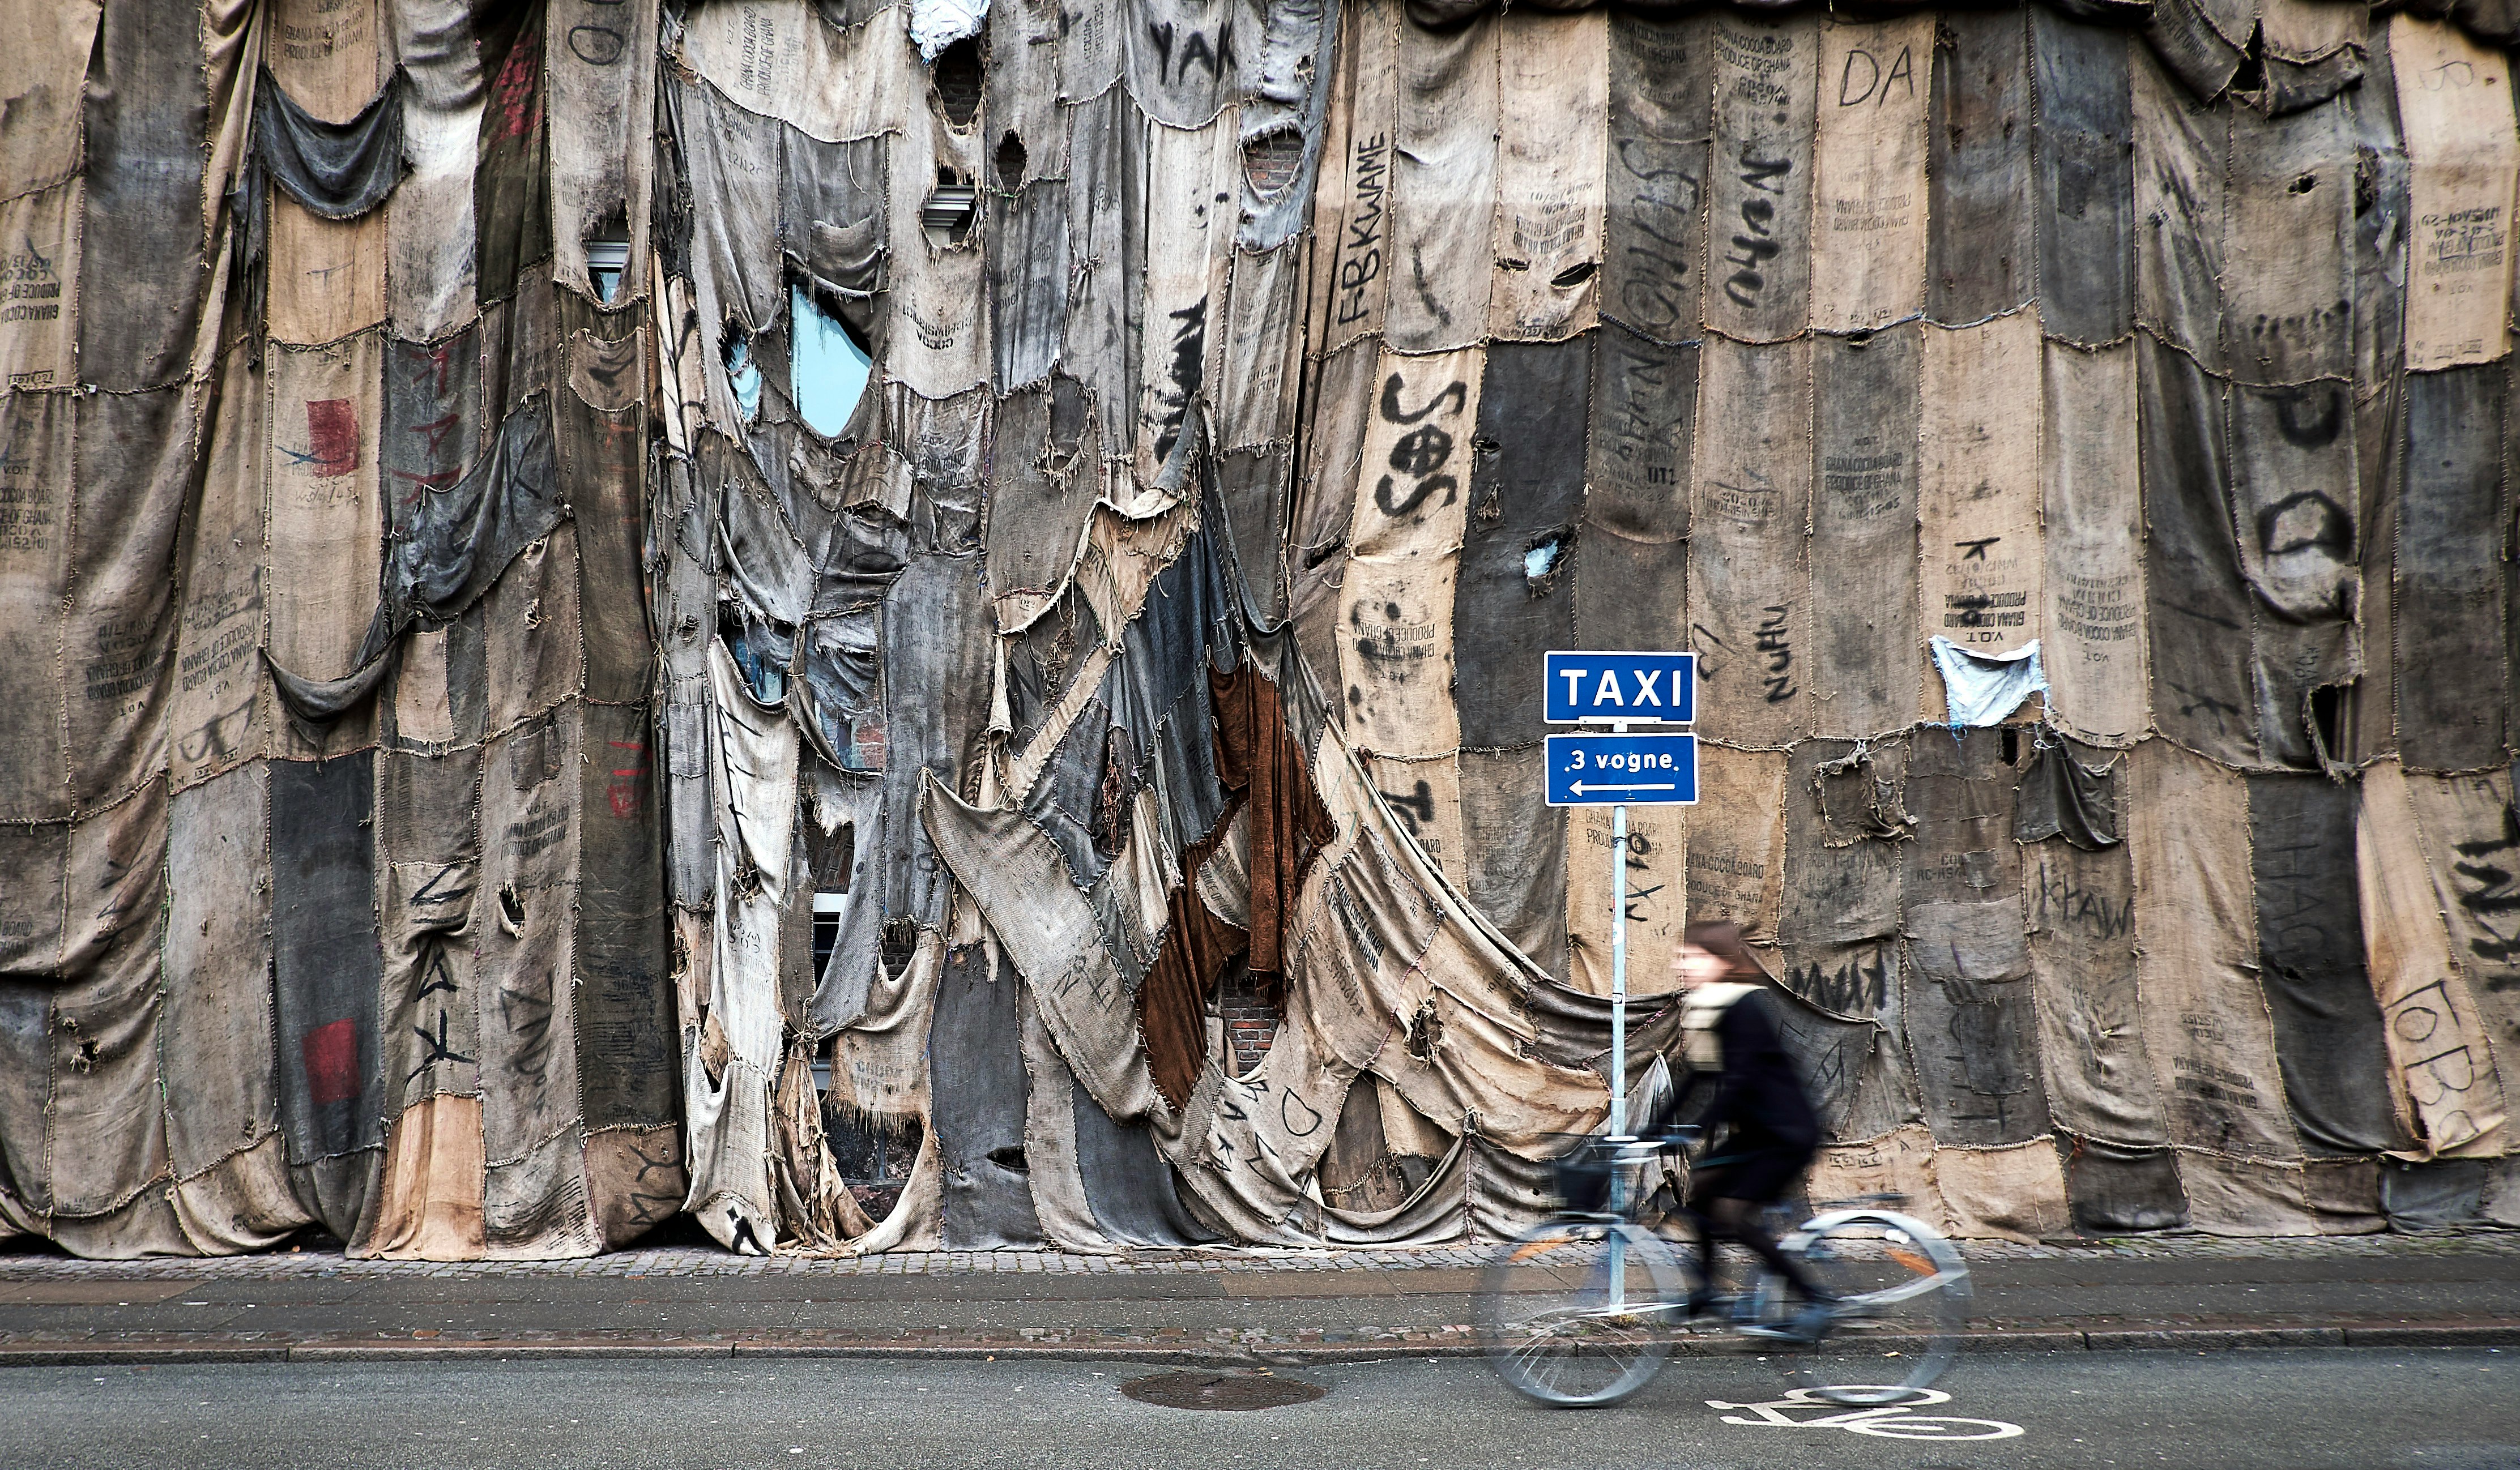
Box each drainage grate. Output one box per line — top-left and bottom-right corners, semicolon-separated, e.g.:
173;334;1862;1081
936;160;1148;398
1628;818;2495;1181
1120;1371;1327;1412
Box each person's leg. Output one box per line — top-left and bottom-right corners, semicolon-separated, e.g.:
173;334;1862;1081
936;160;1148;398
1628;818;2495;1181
1706;1195;1828;1303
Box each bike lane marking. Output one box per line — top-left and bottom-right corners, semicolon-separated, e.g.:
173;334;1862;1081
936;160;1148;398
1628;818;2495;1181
1704;1387;2025;1441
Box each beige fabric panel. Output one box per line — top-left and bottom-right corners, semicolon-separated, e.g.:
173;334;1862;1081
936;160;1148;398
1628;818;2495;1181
46;851;170;1220
2259;0;2363;66
170;1132;316;1254
2398;770;2520;1129
0;182;82;391
1705;16;1819;343
1685;744;1788;942
2391;16;2517;370
0;2;100;203
485;1121;602;1259
679;0;911;143
267;0;380;120
1386;11;1496;354
0;392;71;821
2041;340;2148;743
389;0;485;339
163;771;278;1183
2177;1150;2321;1236
2128;741;2304;1161
1308;0;1398;355
548;0;660;303
1360;751;1464;891
1338;347;1478;758
2370;763;2516;1158
484;531;586;736
1217;245;1302;452
1688;335;1811;743
1136;115;1234;482
359;1093;489;1259
266;200;389;347
1334;553;1461;760
1806;1122;1941;1220
1486;8;1605;343
1809;15;1931;332
68;387;198;810
173;349;273;790
1565;802;1685;999
265;334;383;687
1936;1139;2069;1242
475;707;585;1170
1918;313;2044;699
885;108;989;399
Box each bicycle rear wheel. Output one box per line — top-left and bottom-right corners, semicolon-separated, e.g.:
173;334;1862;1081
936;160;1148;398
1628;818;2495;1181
1769;1210;1970;1406
1480;1218;1688;1407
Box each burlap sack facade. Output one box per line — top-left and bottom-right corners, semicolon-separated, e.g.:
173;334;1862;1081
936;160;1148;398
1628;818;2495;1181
4;0;2518;1258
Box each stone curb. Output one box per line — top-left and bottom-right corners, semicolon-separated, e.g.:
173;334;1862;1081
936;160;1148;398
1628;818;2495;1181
1;1321;2512;1367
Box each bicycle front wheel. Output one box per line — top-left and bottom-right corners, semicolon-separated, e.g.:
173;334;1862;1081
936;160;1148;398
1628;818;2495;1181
1771;1210;1971;1406
1480;1218;1688;1408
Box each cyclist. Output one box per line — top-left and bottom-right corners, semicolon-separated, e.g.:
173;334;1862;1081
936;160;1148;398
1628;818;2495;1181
1662;919;1832;1343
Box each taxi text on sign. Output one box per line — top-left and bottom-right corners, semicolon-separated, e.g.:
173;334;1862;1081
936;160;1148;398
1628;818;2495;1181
1543;650;1698;725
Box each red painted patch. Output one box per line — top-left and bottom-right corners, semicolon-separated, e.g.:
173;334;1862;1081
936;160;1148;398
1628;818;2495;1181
305;399;360;478
300;1019;360;1104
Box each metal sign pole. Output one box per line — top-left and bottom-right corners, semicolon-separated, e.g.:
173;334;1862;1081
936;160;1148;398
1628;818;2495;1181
1609;799;1628;1142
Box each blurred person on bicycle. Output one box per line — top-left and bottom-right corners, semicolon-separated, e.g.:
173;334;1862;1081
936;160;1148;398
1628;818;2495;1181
1660;918;1833;1343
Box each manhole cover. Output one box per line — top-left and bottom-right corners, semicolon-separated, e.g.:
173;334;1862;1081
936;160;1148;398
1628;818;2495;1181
1120;1371;1327;1411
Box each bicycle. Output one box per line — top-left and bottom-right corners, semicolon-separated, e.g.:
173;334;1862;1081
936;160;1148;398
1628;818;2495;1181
1478;1129;1972;1410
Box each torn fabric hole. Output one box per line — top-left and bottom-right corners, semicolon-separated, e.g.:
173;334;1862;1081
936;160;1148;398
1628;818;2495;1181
791;281;875;439
1930;636;2050;727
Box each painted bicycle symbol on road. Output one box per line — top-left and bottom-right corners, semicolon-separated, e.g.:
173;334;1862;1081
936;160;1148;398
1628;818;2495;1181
1707;1386;2024;1441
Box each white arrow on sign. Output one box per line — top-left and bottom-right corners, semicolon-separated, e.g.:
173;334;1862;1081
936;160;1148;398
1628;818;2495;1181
1568;780;1677;796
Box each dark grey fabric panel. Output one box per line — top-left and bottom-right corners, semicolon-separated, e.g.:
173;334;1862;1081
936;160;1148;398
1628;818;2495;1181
2015;736;2121;849
1783;741;1903;948
2246;774;2399;1155
2229;379;2357;770
1926;10;2035;324
2140;0;2245;101
1024;696;1117;892
1570;527;1687;658
385;327;487;516
2065;1138;2191;1232
2382;1158;2488;1229
1217;447;1289;626
931;943;1046;1249
1457;745;1568;975
576;701;676;1131
1072;1072;1214;1246
879;554;994;930
2032;14;2134;344
2399;365;2510;771
271;752;385;1166
1455;340;1588;749
1602;11;1711;345
1811;323;1921;732
2347;54;2407;396
1587;327;1694;545
0;981;48;1212
388;399;566;636
79;0;207;390
2139;337;2259;766
1004;587;1104;751
255;72;406;217
988;178;1071;392
1904;729;2047;1147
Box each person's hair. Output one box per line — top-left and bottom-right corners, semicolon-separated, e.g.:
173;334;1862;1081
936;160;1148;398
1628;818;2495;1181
1683;920;1766;982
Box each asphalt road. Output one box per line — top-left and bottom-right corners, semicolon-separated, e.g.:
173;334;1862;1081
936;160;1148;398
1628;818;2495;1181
5;1348;2513;1469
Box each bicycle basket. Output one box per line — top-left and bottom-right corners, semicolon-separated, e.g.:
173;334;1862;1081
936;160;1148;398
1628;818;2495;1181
1542;1134;1618;1212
